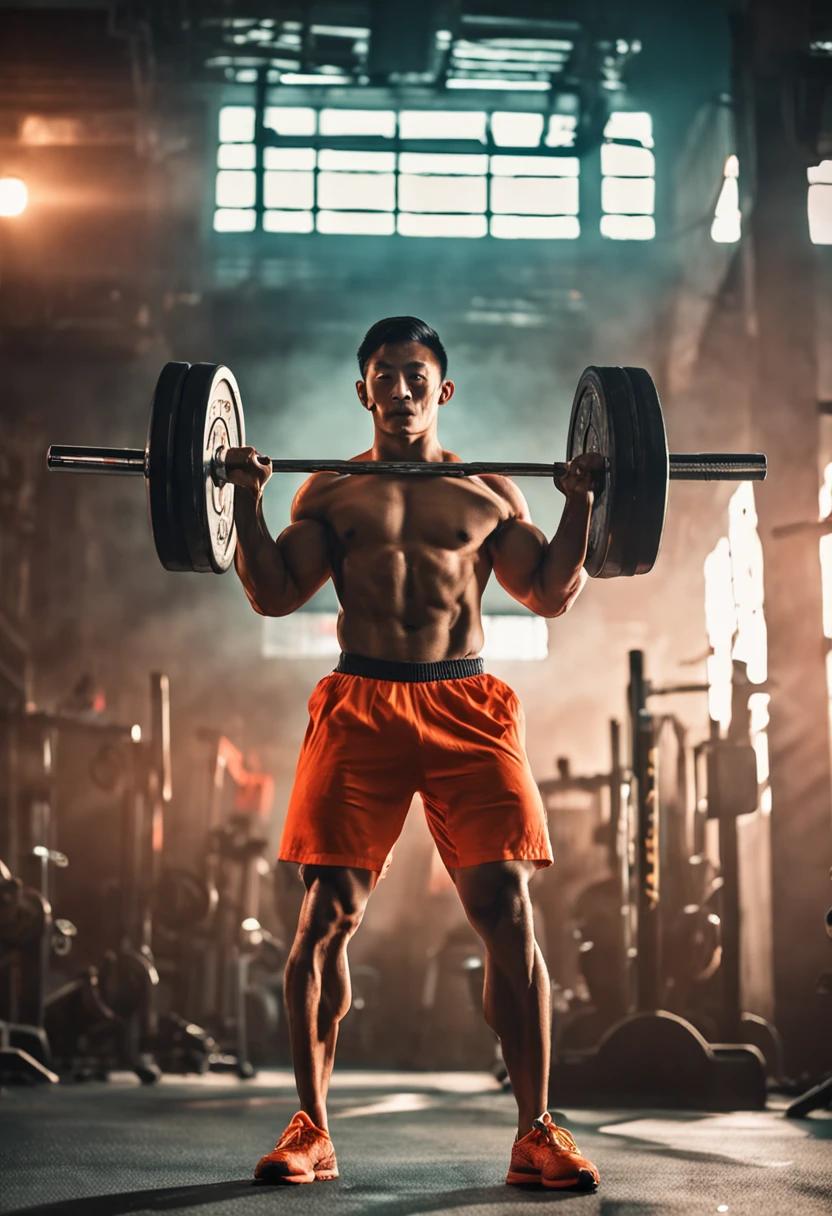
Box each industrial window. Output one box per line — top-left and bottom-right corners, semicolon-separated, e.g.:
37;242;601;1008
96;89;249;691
704;484;769;808
600;112;655;240
707;157;832;246
808;160;832;245
214;104;591;239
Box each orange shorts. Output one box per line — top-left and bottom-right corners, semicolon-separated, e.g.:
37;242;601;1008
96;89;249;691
279;653;553;876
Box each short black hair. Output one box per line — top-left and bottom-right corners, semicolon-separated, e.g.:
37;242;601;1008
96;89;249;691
357;316;448;380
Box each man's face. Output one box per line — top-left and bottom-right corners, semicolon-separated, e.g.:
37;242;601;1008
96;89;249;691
356;341;454;436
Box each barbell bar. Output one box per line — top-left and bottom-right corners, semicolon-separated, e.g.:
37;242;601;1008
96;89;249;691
47;446;766;483
45;360;766;580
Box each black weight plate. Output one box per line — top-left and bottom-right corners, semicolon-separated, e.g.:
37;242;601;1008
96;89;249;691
175;364;245;574
567;367;638;578
146;362;192;572
624;367;669;576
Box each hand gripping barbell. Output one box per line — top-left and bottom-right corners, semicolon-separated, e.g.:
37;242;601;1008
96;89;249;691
46;361;766;579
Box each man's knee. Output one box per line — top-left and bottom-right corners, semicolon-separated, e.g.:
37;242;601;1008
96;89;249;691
458;862;534;942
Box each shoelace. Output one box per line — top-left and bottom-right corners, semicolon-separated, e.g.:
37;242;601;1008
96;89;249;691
532;1117;580;1154
274;1117;320;1152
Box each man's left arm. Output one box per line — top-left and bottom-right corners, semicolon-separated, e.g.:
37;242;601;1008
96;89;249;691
487;457;599;618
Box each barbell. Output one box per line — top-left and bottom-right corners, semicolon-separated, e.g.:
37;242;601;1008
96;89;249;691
46;361;766;579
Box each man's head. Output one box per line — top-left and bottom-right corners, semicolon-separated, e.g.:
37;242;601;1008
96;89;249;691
356;316;454;439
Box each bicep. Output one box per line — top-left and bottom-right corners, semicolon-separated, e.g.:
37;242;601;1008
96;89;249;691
488;517;548;605
276;517;332;608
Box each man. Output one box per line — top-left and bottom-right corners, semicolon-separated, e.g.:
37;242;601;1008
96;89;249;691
228;316;601;1192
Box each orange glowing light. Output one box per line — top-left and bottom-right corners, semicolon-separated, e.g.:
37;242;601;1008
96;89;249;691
0;177;28;216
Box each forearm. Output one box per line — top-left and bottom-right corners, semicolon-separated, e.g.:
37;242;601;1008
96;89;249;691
234;491;297;615
532;492;592;615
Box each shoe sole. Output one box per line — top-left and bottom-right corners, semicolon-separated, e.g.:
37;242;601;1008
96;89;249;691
507;1168;598;1192
255;1166;339;1185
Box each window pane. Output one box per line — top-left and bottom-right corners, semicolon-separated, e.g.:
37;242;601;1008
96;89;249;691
601;177;655;215
491;214;579;239
219;106;255;143
317;171;396;211
216;170;256;208
714;176;739;221
490;154;578;177
600;214;656;240
603;112;654;148
601;144;655;177
318;150;396;172
545;115;577;148
319;109;396;137
446;78;550;92
397;212;487;237
808;160;832;185
264;106;316;136
264;171;315;209
809;184;832;244
398;110;487;141
263;210;314;233
398;152;488;175
218;143;256;169
398;174;487;213
491;111;544;147
265;148;317;170
317;211;396;234
491;176;578;216
280;72;351;85
214;208;256;232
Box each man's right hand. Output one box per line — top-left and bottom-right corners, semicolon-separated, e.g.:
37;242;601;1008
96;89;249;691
224;446;273;496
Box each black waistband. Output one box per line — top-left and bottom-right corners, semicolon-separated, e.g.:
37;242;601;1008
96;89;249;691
335;652;485;683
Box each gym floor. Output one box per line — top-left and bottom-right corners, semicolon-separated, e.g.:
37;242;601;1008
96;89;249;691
1;1071;830;1216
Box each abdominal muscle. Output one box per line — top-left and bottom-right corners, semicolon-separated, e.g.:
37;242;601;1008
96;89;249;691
334;543;488;662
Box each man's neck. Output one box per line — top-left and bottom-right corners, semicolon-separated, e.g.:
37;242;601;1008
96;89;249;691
371;429;445;463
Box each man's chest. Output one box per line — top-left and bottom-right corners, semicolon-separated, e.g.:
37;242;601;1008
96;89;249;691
323;477;507;553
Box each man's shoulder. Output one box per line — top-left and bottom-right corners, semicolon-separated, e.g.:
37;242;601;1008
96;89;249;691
290;470;340;522
477;472;531;521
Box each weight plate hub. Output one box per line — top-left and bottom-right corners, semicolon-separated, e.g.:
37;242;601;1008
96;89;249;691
176;364;245;574
567;366;668;579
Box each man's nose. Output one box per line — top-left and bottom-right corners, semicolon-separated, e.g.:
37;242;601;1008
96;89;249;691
391;379;412;401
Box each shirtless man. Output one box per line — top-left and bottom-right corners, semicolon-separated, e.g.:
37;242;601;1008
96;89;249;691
228;316;601;1193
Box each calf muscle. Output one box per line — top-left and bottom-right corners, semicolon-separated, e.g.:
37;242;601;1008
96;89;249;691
284;865;376;1131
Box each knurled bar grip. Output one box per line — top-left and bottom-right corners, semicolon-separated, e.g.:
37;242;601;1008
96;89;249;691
46;446;768;483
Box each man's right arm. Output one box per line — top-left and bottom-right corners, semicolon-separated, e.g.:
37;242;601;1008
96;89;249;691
229;449;331;616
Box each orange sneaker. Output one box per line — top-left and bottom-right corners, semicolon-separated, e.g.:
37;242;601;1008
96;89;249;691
254;1111;339;1185
506;1112;600;1191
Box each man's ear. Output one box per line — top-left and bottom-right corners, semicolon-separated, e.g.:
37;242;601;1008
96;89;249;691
356;380;371;411
439;379;455;406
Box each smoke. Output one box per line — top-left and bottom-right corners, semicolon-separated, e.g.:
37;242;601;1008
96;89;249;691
13;241;748;942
